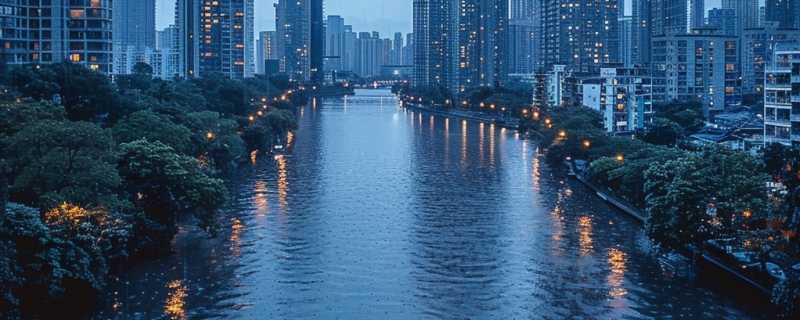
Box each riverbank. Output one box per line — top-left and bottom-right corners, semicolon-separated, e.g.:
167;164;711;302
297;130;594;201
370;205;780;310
403;102;521;130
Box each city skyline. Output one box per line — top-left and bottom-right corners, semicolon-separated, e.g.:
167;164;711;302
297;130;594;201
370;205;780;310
154;0;741;36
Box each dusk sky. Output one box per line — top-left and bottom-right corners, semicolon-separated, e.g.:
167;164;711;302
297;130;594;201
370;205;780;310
154;0;736;37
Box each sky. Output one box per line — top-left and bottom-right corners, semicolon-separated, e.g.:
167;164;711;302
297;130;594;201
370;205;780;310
156;0;413;37
155;0;751;38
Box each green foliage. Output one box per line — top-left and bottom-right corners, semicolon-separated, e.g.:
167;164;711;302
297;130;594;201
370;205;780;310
8;64;114;121
113;110;193;154
641;117;684;146
0;203;124;318
182;111;247;167
654;101;705;134
644;147;768;248
117;140;226;241
5;120;120;210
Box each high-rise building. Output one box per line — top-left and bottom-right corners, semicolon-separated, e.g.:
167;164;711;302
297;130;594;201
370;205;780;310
581;67;653;133
0;1;114;73
197;0;255;79
618;16;634;68
275;0;324;82
539;0;620;74
742;26;800;94
763;44;800;146
392;32;404;65
413;0;457;89
355;32;383;77
707;8;738;36
113;0;157;75
765;0;796;29
113;0;156;50
508;0;538;74
176;0;200;78
721;0;759;35
403;33;414;66
155;26;181;79
453;0;508;92
631;0;651;65
650;0;705;36
257;31;277;75
651;28;741;118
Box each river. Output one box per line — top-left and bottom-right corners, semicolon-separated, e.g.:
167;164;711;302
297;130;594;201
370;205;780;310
96;89;762;319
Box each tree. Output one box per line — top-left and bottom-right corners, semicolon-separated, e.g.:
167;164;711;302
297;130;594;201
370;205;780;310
9;64;114;121
181;111;247;167
641;117;683;146
644;147;769;248
113;110;193;154
117;140;226;250
5;120;121;210
654;101;705;133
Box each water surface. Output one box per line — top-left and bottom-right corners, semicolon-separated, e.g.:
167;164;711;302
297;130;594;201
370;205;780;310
98;89;758;319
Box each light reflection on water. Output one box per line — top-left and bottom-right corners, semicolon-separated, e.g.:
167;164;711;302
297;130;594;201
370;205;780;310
96;89;762;320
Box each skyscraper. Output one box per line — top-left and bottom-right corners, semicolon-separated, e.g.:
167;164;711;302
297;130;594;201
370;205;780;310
113;0;156;50
540;0;620;73
721;0;759;36
197;0;255;79
631;0;651;65
650;0;705;36
392;32;404;65
257;31;278;75
509;0;538;74
453;0;508;91
765;0;796;29
0;1;114;73
176;0;200;78
708;8;738;36
618;16;633;68
275;0;324;82
413;0;456;89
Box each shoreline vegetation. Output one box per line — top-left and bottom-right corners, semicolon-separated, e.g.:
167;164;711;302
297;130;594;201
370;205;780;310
0;63;307;318
396;83;800;317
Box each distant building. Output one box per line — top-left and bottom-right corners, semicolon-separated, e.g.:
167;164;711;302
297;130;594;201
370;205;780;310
508;0;538;74
721;0;759;35
741;25;800;94
539;0;620;74
651;28;741;118
155;26;181;79
275;0;324;82
112;0;156;76
257;31;277;75
631;0;651;65
618;16;634;68
197;0;255;79
175;0;200;78
707;8;738;36
650;0;705;36
413;0;507;93
0;1;113;73
581;67;654;133
765;0;797;29
763;45;800;146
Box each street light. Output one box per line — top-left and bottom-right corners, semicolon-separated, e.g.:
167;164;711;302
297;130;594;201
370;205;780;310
582;140;592;148
206;132;215;141
558;130;567;139
615;153;624;162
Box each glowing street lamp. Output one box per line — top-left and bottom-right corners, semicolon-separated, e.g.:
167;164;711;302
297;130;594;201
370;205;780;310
206;132;215;141
582;140;592;148
615;153;624;162
558;130;567;139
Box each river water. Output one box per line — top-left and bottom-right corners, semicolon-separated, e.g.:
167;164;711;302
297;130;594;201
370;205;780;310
96;89;760;319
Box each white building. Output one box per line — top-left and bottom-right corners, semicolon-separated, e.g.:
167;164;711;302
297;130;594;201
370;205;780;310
764;45;800;146
582;67;654;133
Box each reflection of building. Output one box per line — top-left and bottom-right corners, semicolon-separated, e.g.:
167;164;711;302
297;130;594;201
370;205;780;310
651;28;741;118
0;1;114;73
763;45;800;146
581;67;653;133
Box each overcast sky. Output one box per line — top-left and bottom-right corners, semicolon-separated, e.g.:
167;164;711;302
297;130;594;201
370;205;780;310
155;0;745;37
